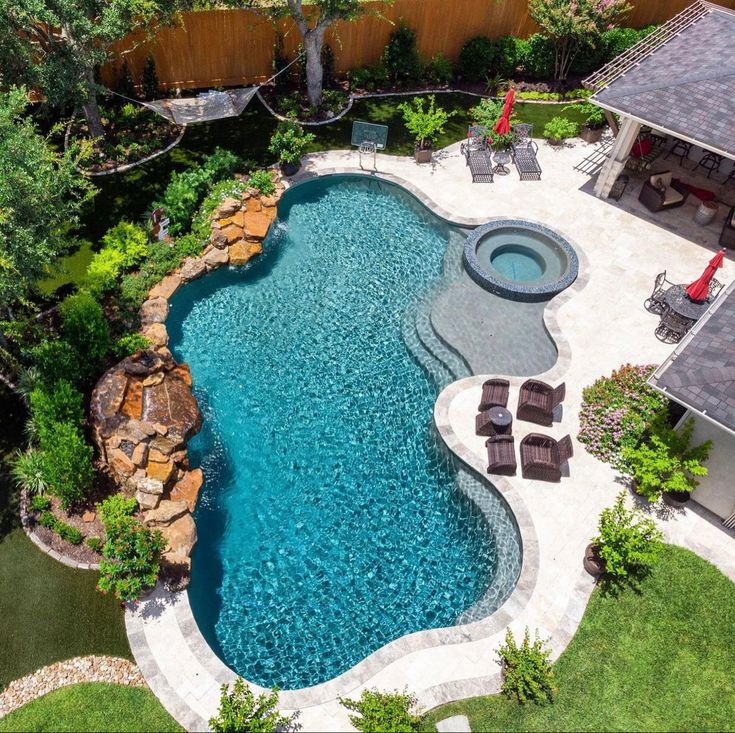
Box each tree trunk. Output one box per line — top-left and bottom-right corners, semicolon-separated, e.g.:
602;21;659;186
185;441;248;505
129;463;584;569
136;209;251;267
82;66;105;138
303;27;326;108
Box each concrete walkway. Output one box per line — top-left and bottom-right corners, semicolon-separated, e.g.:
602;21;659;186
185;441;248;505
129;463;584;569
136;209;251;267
126;139;735;732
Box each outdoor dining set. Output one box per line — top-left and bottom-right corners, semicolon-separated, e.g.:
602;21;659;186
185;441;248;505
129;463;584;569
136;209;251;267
474;378;572;482
645;249;726;342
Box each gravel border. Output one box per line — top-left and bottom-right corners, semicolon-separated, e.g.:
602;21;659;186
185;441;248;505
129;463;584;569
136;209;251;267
0;656;145;718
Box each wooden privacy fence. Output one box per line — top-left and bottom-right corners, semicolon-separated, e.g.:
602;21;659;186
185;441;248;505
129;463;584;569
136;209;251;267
101;0;735;91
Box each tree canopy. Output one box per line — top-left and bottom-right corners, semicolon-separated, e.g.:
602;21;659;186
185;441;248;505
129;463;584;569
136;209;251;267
0;87;95;309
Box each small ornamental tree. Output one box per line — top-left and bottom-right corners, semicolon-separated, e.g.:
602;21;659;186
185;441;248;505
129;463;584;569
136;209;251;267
623;417;712;502
340;689;424;733
98;516;166;602
209;678;294;733
497;628;555;705
528;0;632;81
594;491;664;583
398;95;456;151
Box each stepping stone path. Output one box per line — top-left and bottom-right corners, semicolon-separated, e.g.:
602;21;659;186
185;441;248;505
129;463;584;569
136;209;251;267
0;656;145;717
436;715;472;732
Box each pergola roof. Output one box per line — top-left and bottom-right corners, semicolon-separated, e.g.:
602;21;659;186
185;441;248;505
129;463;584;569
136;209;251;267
650;281;735;436
586;1;735;160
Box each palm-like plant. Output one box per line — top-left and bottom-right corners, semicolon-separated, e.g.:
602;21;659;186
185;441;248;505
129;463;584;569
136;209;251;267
12;449;48;495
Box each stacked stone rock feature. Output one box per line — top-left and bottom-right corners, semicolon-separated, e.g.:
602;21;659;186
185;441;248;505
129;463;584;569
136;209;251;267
90;178;284;589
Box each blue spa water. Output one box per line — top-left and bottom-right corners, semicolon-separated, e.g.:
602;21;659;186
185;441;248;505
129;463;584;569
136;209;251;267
490;247;545;282
168;175;503;689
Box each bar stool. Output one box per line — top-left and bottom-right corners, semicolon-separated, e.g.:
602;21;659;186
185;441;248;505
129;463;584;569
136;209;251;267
664;139;692;166
725;164;735;186
694;151;724;178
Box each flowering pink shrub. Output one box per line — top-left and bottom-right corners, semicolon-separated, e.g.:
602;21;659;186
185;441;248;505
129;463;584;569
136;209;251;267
577;363;668;473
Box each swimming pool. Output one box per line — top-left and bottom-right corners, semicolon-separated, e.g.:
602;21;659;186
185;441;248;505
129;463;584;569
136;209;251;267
167;174;521;689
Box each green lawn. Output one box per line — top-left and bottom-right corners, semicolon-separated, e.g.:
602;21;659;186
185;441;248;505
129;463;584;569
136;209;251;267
424;545;735;732
0;683;183;732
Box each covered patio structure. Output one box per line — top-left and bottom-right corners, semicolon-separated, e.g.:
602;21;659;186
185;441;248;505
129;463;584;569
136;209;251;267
586;1;735;200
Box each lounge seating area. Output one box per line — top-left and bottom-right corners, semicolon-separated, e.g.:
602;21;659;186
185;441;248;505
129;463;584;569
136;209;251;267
638;170;689;212
477;377;572;481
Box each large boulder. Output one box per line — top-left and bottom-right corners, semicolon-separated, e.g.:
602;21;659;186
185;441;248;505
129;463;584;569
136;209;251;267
148;274;181;300
143;500;188;526
179;257;207;282
140;297;169;325
170;469;203;512
203;246;229;270
159;513;197;557
229;240;263;266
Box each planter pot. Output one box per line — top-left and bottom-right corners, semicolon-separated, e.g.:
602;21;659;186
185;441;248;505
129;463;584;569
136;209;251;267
580;125;604;144
414;145;433;164
583;543;606;576
280;160;301;176
662;490;690;509
547;138;564;147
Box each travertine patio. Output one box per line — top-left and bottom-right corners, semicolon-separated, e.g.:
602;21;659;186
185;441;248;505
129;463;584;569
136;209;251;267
126;138;735;732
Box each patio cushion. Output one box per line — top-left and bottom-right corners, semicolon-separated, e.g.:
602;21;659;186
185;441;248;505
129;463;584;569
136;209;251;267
650;171;672;189
632;138;653;158
663;187;685;205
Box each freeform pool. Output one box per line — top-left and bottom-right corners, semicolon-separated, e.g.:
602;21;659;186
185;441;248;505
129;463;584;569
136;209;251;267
167;175;521;690
465;219;578;301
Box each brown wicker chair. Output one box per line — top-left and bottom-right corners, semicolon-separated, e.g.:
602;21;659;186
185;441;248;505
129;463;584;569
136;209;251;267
638;171;688;213
486;435;517;476
478;378;510;411
517;380;566;427
520;433;573;482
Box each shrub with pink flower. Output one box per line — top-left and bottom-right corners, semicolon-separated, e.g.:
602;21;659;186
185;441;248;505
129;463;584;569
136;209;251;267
578;363;668;473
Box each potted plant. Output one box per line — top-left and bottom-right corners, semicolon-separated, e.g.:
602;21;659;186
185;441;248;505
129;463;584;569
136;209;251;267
268;121;316;176
564;101;607;143
583;542;605;576
398;94;455;164
592;491;664;585
622;416;712;505
542;116;578;146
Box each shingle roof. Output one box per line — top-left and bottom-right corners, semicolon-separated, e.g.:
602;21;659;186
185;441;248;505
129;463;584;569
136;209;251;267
650;282;735;434
593;4;735;158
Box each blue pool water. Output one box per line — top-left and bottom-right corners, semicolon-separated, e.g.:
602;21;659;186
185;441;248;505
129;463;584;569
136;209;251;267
167;175;515;689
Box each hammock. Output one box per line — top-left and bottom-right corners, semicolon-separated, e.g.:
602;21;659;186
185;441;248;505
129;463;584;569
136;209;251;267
142;87;259;125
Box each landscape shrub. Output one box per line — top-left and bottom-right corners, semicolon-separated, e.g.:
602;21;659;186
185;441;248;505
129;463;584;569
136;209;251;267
59;291;111;380
141;55;160;100
520;34;555;78
98;494;138;528
84;247;125;297
120;273;151;312
86;536;103;552
32;340;80;387
623;417;712;503
497;628;555;704
321;43;335;87
426;53;454;85
29;379;84;445
154;148;241;235
13;450;49;496
30;494;52;511
191;179;247;242
594;491;664;583
469;97;503;129
494;35;524;77
101;221;149;268
97;516;166;601
458;36;496;82
38;510;83;545
564;100;606;129
116;59;136;98
113;333;150;358
268;122;315;166
247;169;276;196
209;679;294;733
39;421;95;510
577;364;668;472
383;21;422;83
543;116;579;141
340;688;424;732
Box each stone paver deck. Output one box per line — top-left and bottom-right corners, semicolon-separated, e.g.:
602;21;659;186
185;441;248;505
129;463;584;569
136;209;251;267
126;139;735;732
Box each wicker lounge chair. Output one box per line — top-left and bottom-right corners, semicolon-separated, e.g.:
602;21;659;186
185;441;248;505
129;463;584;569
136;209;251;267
638;171;688;212
478;378;510;411
520;433;573;482
486;435;517;476
517;379;566;427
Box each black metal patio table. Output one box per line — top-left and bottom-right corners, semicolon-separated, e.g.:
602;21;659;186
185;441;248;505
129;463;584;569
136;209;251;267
663;284;712;320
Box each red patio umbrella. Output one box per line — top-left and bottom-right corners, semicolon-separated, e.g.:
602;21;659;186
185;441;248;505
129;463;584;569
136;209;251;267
686;249;726;302
493;89;516;136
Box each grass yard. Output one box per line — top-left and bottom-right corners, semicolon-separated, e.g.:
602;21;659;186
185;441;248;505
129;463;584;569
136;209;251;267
424;545;735;732
0;683;183;732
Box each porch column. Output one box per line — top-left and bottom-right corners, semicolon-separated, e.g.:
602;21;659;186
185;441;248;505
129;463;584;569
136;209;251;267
593;116;641;198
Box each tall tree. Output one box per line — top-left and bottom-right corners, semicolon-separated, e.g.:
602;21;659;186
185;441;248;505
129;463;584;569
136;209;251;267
528;0;631;81
0;0;185;137
222;0;363;107
0;87;95;311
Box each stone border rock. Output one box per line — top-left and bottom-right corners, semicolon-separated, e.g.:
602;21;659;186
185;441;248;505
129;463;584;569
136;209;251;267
0;656;145;718
19;490;100;571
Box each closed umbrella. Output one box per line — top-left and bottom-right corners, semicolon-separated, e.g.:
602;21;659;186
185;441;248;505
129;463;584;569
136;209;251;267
493;89;516;136
686;249;725;302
